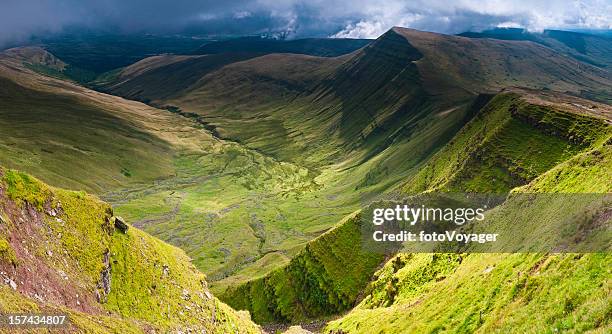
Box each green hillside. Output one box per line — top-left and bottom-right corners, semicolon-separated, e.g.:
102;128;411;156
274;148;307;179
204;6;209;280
459;28;612;69
0;48;336;290
1;26;610;333
0;74;175;194
219;88;611;328
0;168;260;333
327;252;610;333
405;90;611;193
326;119;611;333
105;27;612;169
221;212;384;323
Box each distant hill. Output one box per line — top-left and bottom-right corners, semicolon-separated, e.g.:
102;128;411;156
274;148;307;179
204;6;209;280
459;28;612;68
103;27;612;168
1;27;611;333
39;32;205;76
195;36;371;57
19;33;369;85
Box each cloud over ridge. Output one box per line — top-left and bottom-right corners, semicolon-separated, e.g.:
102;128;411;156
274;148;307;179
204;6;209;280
1;0;610;46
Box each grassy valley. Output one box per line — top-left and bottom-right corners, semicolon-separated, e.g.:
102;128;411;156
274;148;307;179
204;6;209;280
219;89;612;330
0;26;610;333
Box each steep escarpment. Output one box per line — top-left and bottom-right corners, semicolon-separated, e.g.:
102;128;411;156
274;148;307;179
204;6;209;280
325;93;611;333
393;27;612;102
405;90;612;193
222;89;611;328
326;132;611;334
0;168;260;333
221;212;384;323
459;28;612;69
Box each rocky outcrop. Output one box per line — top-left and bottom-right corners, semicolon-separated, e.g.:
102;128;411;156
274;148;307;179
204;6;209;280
113;216;129;233
96;250;112;303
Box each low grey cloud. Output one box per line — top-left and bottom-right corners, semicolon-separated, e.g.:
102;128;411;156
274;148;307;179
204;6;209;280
330;0;612;38
1;0;610;46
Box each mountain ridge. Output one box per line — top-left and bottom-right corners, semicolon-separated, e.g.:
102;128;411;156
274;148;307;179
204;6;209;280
0;26;610;333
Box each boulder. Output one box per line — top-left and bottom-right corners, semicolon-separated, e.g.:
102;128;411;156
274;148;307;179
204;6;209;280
113;216;129;233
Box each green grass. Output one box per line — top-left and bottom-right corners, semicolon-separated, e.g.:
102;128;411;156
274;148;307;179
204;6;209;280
2;168;52;210
325;139;611;332
221;212;385;323
404;93;609;193
326;253;611;333
0;77;175;193
324;95;612;333
2;32;611;332
0;168;260;333
0;237;17;266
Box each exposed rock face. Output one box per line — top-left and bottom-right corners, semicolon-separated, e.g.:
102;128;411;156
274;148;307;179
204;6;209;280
101;207;115;235
113;216;129;233
97;250;111;303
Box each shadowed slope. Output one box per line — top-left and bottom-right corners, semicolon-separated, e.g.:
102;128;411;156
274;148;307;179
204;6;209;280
0;48;186;193
459;28;612;69
196;36;371;57
220;89;612;325
105;28;612;170
393;27;611;102
99;53;264;102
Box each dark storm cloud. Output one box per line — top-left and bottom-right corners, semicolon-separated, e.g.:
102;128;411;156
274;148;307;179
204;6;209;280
1;0;610;46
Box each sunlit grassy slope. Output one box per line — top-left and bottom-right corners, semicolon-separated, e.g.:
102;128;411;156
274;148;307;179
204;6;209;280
218;89;611;327
0;168;260;333
404;90;612;193
99;27;612;294
327;252;610;333
326;126;611;334
2;27;611;332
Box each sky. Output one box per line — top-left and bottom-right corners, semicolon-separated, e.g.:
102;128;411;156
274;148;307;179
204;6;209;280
1;0;611;46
